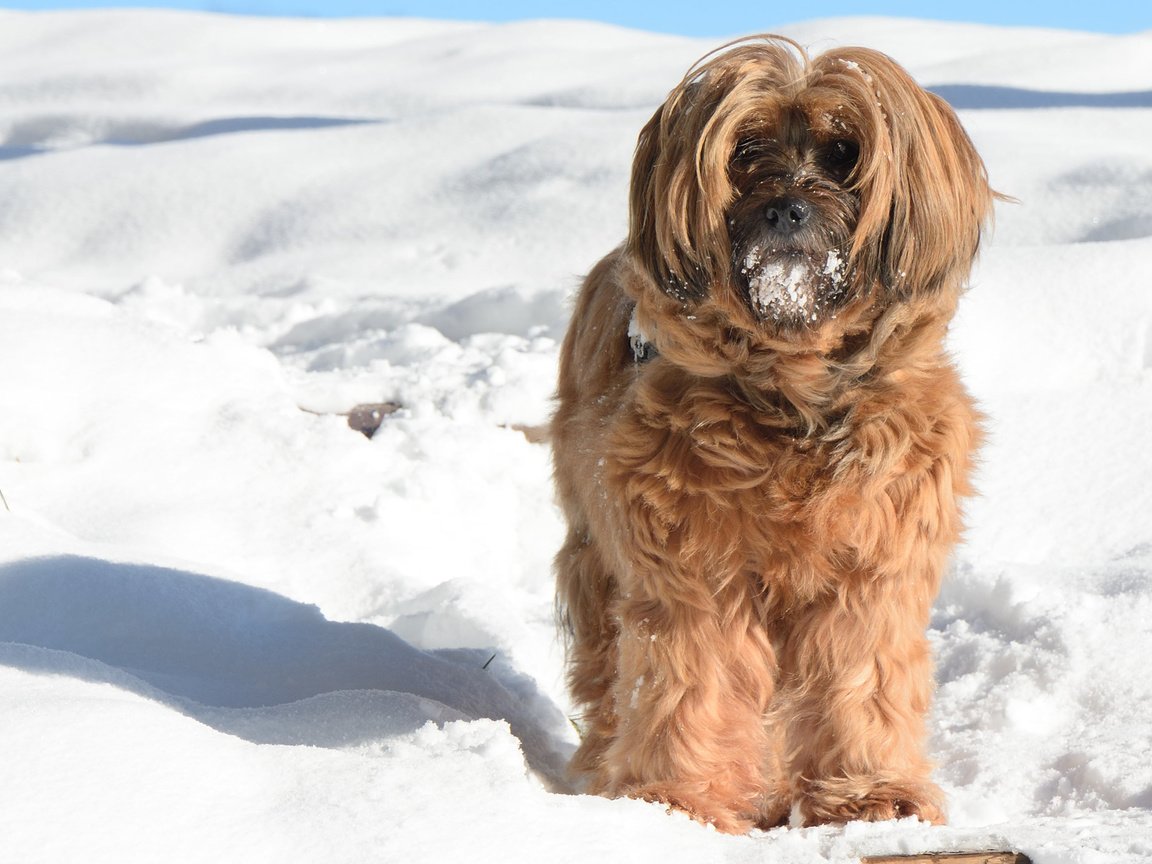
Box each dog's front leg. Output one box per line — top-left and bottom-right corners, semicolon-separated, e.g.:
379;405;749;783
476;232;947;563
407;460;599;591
778;572;946;826
588;540;778;834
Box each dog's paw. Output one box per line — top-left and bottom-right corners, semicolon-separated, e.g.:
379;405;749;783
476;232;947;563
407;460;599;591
799;776;946;826
625;782;760;834
753;780;793;830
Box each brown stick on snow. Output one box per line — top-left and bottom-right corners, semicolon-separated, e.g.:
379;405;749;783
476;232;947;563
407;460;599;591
862;853;1032;864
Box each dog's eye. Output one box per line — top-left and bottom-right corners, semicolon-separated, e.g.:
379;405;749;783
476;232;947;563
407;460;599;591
823;139;860;176
733;136;765;163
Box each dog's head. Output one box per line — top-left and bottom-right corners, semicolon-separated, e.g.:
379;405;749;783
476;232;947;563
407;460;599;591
628;36;994;343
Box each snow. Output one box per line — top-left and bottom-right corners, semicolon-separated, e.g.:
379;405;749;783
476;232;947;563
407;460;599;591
0;9;1150;862
742;247;849;323
749;255;815;316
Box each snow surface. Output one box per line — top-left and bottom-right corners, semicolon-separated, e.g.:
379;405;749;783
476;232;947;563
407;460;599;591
1;9;1151;863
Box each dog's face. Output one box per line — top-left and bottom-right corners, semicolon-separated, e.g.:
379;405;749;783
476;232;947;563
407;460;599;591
726;112;862;328
628;37;994;346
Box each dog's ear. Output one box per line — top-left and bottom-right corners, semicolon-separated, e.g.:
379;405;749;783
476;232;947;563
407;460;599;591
628;91;713;302
627;69;745;303
818;49;995;299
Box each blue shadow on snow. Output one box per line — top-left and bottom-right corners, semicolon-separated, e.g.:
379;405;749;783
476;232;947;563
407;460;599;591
0;555;571;788
931;84;1152;109
0;115;383;162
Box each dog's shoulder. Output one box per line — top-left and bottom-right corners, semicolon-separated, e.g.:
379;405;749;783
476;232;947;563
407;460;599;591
556;248;642;407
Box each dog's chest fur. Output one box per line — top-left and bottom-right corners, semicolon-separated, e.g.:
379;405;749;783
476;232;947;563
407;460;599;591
590;348;972;608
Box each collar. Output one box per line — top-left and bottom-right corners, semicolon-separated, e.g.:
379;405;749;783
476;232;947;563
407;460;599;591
628;306;658;364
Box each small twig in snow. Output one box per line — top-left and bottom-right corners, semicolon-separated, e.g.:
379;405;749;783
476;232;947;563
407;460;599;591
567;716;585;739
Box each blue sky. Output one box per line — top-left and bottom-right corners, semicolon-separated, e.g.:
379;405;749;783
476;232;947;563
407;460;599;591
1;0;1147;35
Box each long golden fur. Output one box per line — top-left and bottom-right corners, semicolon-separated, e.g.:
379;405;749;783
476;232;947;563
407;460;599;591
552;36;995;833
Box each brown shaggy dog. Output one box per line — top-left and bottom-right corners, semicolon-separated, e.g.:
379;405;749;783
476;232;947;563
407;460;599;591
552;36;995;833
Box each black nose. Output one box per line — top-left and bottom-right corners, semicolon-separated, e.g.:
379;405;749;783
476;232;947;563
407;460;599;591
764;198;811;235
